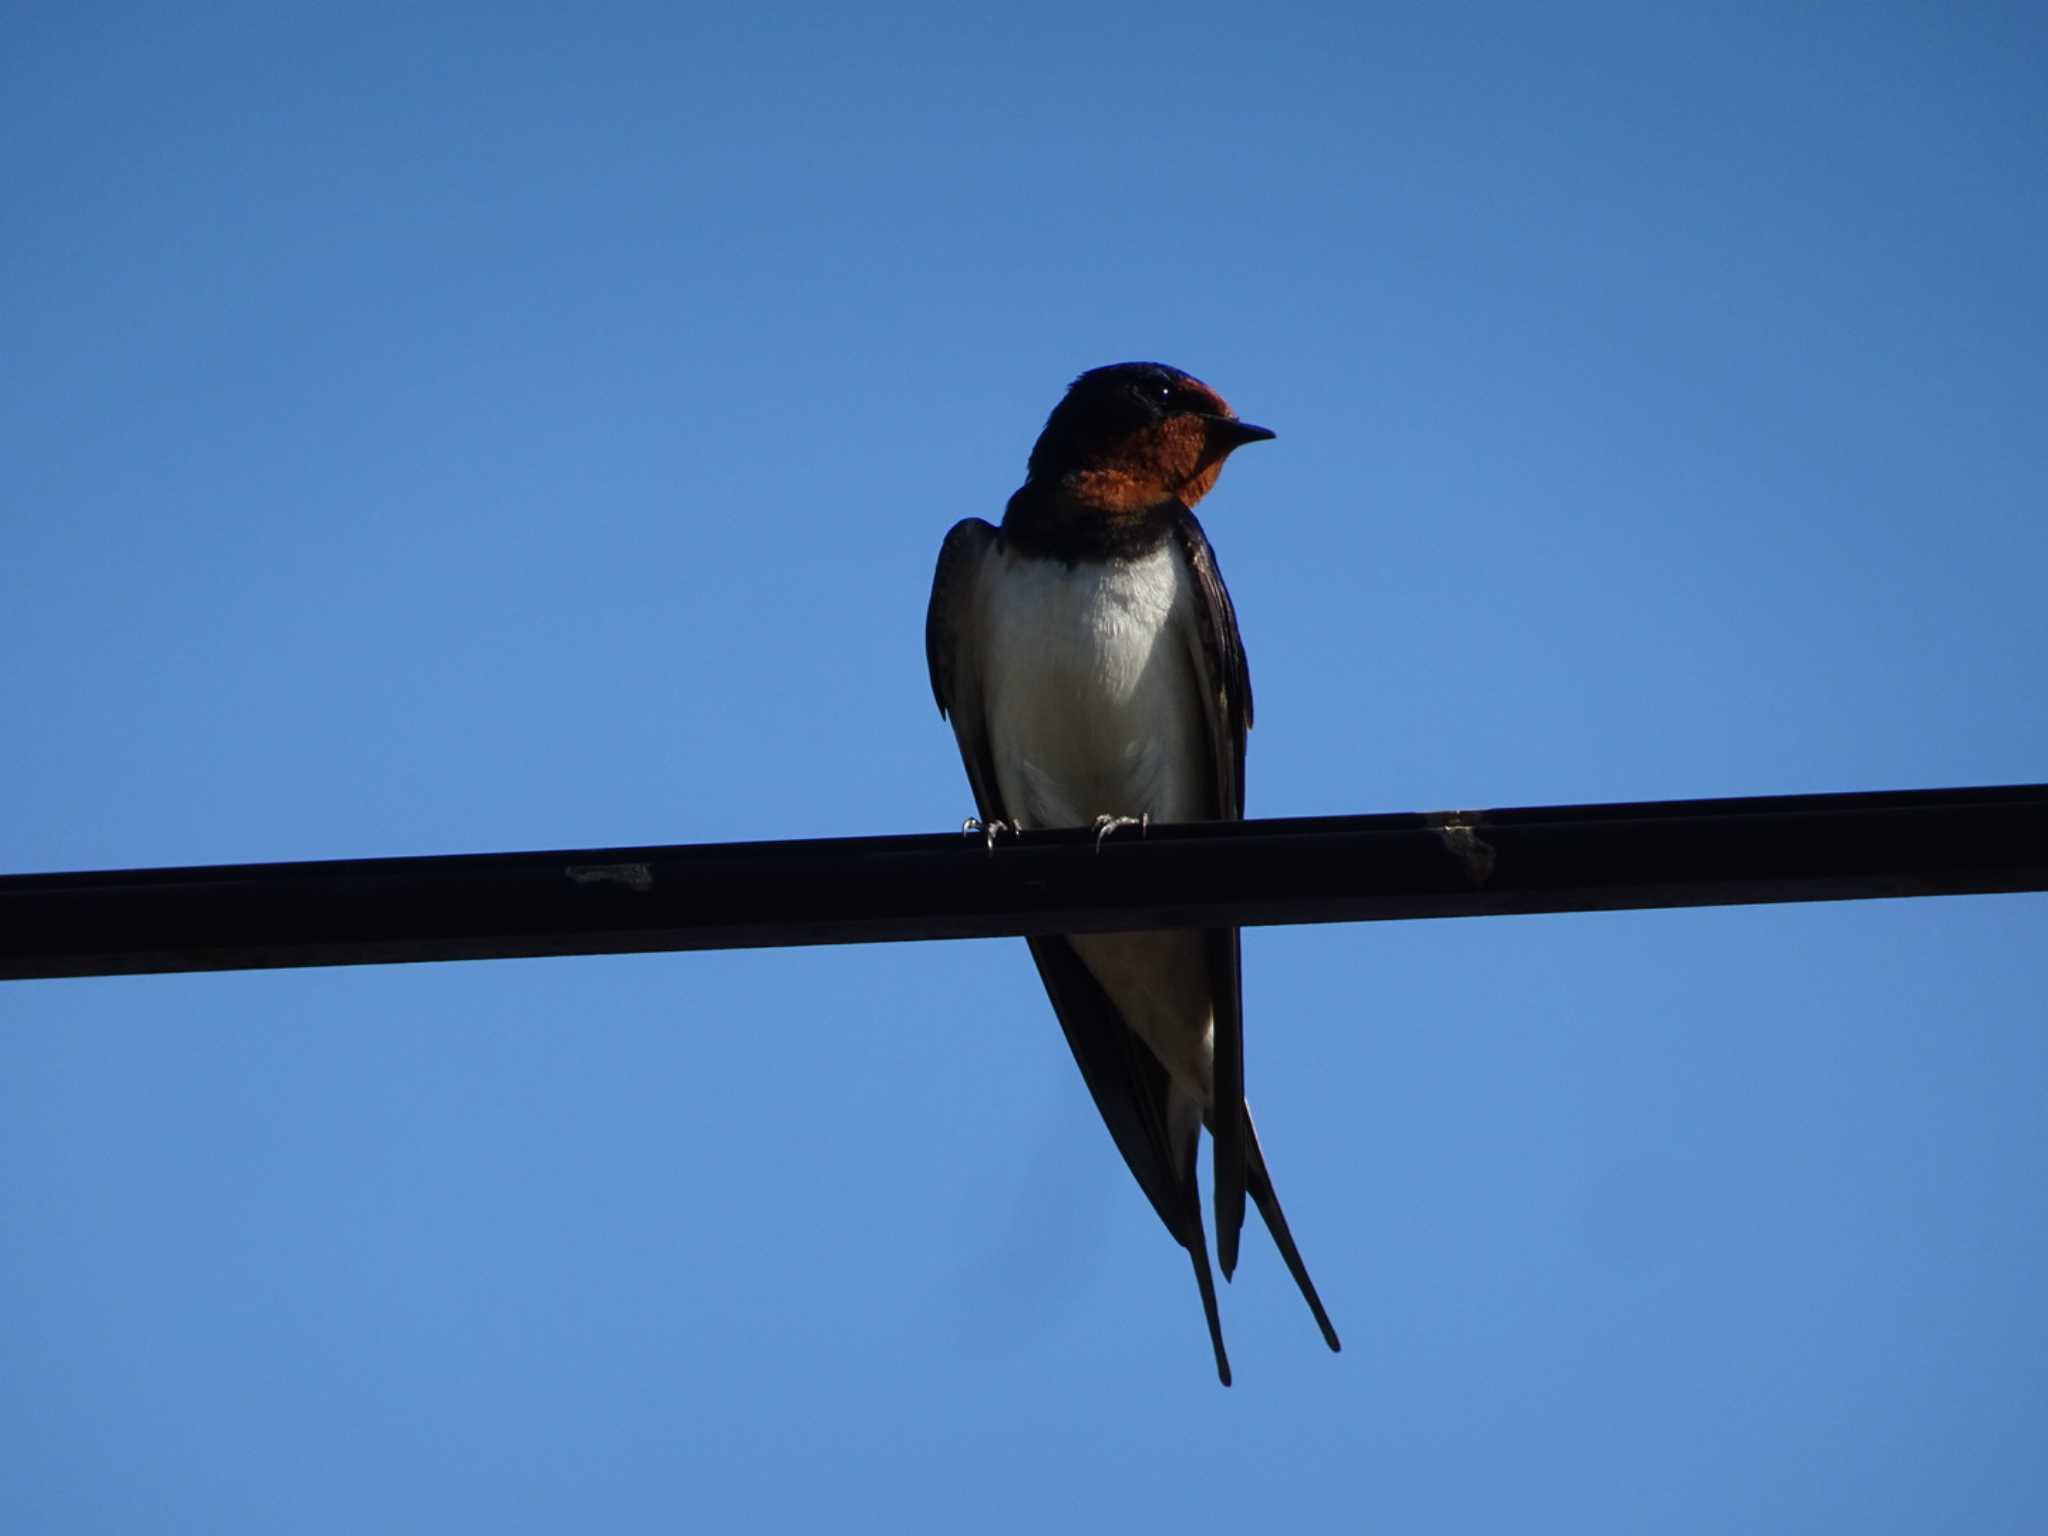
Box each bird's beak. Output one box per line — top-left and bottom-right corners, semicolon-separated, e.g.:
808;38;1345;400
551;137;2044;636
1207;417;1276;448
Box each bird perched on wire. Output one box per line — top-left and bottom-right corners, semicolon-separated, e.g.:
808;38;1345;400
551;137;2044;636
925;361;1340;1385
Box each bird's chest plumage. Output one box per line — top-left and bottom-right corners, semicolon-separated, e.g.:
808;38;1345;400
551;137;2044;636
979;542;1207;830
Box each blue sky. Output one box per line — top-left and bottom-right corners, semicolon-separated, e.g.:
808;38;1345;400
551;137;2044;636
4;3;2044;1530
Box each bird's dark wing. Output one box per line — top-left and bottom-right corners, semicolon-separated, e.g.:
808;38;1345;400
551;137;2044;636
1170;505;1253;816
926;518;1002;813
926;516;1231;1383
1171;506;1251;1277
1023;935;1230;1385
1173;507;1341;1354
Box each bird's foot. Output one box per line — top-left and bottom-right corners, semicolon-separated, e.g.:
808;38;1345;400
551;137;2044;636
961;817;1016;855
1092;813;1149;853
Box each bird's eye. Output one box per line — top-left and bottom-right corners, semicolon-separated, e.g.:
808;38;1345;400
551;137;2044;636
1127;377;1194;413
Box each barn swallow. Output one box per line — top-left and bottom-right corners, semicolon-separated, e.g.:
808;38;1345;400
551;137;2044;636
925;361;1340;1384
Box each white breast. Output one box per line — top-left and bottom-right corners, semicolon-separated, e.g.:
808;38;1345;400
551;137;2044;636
976;542;1209;831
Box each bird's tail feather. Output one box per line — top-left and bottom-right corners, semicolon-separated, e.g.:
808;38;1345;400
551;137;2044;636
1176;1105;1234;1386
1187;1239;1232;1387
1243;1107;1341;1353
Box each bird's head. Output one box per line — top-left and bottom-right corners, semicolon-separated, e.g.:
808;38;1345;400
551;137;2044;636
1025;362;1274;512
